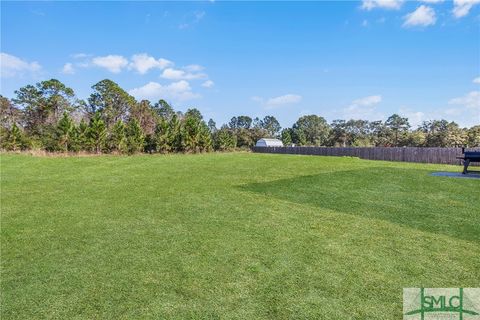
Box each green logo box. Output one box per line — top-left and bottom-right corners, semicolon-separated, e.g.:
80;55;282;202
404;288;480;320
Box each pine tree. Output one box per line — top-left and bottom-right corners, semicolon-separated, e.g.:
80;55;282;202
56;112;74;151
208;119;217;133
182;116;201;153
281;128;293;146
153;99;175;121
66;119;89;152
126;118;144;154
198;122;213;152
87;112;106;153
155;118;171;153
169;115;183;152
2;123;26;151
76;119;89;151
108;120;127;153
68;125;81;152
144;134;156;154
385;114;410;147
213;126;237;151
88;79;136;128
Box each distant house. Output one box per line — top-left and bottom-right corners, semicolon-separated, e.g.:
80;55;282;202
255;138;284;147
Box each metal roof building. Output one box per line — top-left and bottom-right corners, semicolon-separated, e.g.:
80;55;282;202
255;138;284;147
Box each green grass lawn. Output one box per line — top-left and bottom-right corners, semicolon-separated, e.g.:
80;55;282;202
1;153;479;319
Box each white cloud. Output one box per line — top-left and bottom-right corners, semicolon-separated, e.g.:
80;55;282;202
91;55;128;73
420;0;444;3
184;64;204;72
343;95;383;120
71;53;91;59
161;67;207;80
76;61;90;68
64;53;210;83
398;92;480;128
361;0;403;10
351;95;382;106
449;91;480;110
399;105;480;129
201;80;214;88
453;0;480;17
446;91;480;126
251;94;303;109
473;77;480;84
267;94;302;106
128;53;172;74
446;92;480;126
129;80;200;102
0;52;41;78
62;63;75;75
403;5;436;27
266;94;303;109
399;107;426;128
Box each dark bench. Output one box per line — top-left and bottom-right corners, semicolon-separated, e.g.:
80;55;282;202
457;149;480;174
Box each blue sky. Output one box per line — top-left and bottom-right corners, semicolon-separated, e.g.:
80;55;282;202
1;0;479;128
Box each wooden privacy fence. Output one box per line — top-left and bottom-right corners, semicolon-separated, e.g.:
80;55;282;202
251;146;480;166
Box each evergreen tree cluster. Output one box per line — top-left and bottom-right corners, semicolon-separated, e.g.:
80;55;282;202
1;79;479;153
0;79;215;154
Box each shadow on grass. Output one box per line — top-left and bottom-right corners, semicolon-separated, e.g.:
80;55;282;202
240;167;479;243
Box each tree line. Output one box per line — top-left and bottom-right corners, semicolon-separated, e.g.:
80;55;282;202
1;79;479;153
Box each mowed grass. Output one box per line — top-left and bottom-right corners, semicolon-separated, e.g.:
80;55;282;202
1;153;479;319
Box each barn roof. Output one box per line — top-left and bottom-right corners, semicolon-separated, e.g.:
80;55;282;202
256;138;284;147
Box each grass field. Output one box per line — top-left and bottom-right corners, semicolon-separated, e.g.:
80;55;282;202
1;153;479;319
